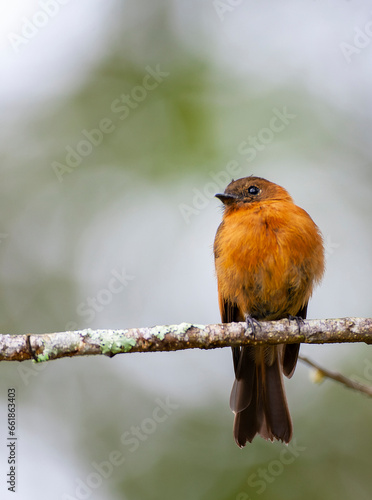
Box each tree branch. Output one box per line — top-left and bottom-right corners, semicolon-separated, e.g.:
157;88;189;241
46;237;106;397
299;354;372;398
0;317;371;363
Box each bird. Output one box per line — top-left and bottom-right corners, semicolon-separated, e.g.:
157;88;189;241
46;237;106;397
214;176;324;447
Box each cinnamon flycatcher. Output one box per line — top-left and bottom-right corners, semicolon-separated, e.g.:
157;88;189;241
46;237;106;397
214;176;324;447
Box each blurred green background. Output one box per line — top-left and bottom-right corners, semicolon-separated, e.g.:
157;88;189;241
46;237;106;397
1;1;372;499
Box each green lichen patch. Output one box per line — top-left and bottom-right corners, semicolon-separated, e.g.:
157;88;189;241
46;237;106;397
86;329;136;355
152;325;176;340
152;323;205;340
36;345;59;363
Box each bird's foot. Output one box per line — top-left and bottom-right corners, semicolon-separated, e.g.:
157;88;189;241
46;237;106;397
245;314;261;339
288;315;305;333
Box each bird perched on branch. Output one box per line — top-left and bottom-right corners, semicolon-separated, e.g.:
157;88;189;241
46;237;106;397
214;176;324;447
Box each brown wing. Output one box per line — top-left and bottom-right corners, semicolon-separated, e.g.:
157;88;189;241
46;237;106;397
218;292;243;373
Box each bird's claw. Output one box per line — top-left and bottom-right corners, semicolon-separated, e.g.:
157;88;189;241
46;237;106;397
245;315;261;339
288;315;305;333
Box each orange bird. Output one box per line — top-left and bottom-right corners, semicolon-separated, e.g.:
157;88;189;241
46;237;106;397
214;176;324;447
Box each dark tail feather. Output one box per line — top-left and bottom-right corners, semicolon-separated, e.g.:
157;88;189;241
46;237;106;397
230;346;256;413
232;346;292;447
283;303;308;378
282;343;300;378
263;352;292;443
233;369;261;446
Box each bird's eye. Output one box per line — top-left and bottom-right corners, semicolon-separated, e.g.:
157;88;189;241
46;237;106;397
248;185;260;195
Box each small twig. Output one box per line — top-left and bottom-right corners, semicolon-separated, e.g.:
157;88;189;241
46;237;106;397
299;354;372;398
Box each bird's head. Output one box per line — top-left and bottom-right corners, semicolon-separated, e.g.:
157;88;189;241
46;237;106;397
215;176;293;207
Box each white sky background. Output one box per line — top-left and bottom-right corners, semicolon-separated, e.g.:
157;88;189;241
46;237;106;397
1;1;116;111
1;1;372;109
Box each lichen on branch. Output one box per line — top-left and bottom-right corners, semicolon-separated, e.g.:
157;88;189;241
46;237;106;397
0;317;371;363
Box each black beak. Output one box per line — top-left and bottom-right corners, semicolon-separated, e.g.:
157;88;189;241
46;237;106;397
215;193;239;204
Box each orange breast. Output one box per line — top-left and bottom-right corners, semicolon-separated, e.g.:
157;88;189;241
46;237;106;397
214;200;324;320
